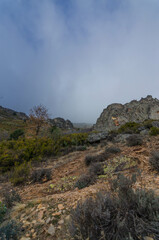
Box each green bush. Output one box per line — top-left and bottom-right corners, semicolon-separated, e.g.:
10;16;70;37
126;134;143;146
10;162;31;185
0;202;7;223
0;133;88;173
105;146;121;154
118;122;140;134
0;220;21;240
70;174;159;240
31;168;52;183
9;129;24;140
74;174;96;189
3;190;21;208
149;151;159;172
149;126;159;136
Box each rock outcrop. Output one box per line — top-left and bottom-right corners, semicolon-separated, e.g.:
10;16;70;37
94;95;159;131
49;117;74;130
0;106;28;120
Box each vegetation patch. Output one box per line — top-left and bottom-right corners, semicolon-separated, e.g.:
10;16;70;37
0;220;21;240
31;168;52;183
117;122;140;134
70;174;159;240
49;176;77;193
149;126;159;136
74;174;96;190
149;151;159;172
126;134;143;146
0;132;88;173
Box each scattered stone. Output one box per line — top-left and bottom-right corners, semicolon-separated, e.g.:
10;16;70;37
20;238;31;240
58;219;64;225
47;224;55;236
144;237;154;240
58;204;64;210
37;210;44;221
65;215;71;222
52;212;61;216
46;217;51;224
37;204;43;209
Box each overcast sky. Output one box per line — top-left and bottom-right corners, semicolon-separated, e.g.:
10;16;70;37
0;0;159;123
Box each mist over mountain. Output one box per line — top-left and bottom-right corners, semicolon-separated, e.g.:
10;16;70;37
0;0;159;122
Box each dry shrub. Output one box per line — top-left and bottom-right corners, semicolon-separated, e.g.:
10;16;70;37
70;174;159;240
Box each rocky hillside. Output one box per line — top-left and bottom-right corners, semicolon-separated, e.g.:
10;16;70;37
94;95;159;131
0;106;28;120
49;117;74;130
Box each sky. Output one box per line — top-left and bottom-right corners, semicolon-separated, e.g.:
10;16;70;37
0;0;159;123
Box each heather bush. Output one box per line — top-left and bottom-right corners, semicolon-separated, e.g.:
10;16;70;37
0;133;88;173
85;153;108;166
3;190;21;208
74;174;96;189
105;146;121;154
149;151;159;172
31;168;52;183
149;126;159;136
0;202;7;223
126;134;143;146
10;162;31;185
9;129;24;140
118;122;140;134
89;162;104;176
0;220;21;240
70;174;159;240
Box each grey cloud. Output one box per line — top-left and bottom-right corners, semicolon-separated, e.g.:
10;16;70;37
0;0;159;123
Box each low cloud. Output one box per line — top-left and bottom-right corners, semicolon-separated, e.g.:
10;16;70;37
0;0;159;123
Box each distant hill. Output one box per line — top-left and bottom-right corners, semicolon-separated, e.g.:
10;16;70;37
0;106;28;120
73;122;93;129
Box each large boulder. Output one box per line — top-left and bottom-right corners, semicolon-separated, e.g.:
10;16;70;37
49;117;74;130
94;95;159;131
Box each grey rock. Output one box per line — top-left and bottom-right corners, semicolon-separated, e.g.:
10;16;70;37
152;121;159;128
88;132;108;143
94;95;159;131
47;224;55;236
140;129;149;135
114;134;131;143
49;117;73;129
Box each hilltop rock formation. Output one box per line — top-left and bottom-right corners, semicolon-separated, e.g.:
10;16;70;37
0;106;28;120
94;95;159;131
49;117;74;130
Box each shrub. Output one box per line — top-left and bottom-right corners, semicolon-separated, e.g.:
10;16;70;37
9;129;24;140
126;134;143;146
75;145;87;151
10;162;31;185
149;126;159;136
74;174;96;189
31;168;52;183
85;153;108;166
85;155;98;166
0;202;7;223
3;190;21;208
89;163;104;176
70;174;159;240
0;220;21;240
118;122;140;134
0;133;88;173
105;146;121;154
149;151;159;172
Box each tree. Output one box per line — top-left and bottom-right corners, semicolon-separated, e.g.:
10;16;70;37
29;104;49;136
